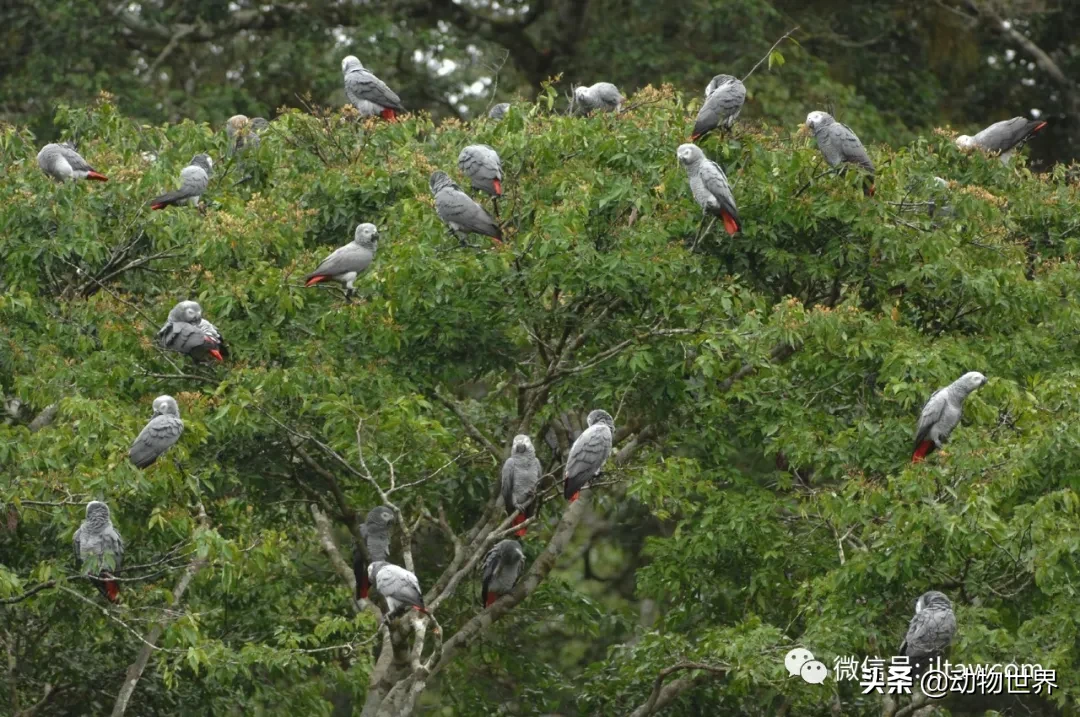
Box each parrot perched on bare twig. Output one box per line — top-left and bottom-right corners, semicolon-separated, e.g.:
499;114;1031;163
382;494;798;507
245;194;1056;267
74;501;124;603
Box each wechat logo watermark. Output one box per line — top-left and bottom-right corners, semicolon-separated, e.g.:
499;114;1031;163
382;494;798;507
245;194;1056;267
786;648;829;684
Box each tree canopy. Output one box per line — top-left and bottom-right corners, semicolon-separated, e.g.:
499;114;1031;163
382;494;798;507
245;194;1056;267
3;79;1080;716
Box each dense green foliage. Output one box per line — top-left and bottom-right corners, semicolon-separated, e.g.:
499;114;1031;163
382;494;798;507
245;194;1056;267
3;85;1080;716
3;0;1077;164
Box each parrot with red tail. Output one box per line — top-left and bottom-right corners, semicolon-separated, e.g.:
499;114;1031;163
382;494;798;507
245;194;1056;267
304;223;379;296
913;372;987;463
38;143;108;182
564;409;615;502
355;506;396;600
74;501;124;603
342;56;405;121
369;561;427;617
502;435;542;536
157;300;227;362
677;143;741;237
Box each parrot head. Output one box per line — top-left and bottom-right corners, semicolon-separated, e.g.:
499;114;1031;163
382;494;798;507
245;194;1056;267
342;55;363;74
915;590;952;614
250;117;270;132
152;395;181;418
353;223;379;250
429;170;456;194
805;111;834;132
954;135;976;150
956;371;988;394
170;300;203;324
587;409;615;431
368;560;389;584
366;506;396;527
85;500;111;520
191;154;213;174
511;435;535;456
676;143;703;166
226;115;249;138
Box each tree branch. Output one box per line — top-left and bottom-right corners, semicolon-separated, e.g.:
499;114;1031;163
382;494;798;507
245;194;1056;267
627;662;729;717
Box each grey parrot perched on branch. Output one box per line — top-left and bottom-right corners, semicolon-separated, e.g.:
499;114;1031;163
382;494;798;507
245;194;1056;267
805;111;875;197
692;75;745;140
564;409;615;502
912;371;987;463
354;506;396;600
458;144;503;198
37;143;108;182
156;300;226;362
129;395;184;469
488;103;510;120
502;435;542;536
74;500;124;603
226;115;269;154
369;561;428;616
481;539;525;607
342;56;405;121
150;154;212;210
430;170;503;245
573;83;623;115
304;223;379;293
677;143;741;236
955;117;1048;165
899;591;956;660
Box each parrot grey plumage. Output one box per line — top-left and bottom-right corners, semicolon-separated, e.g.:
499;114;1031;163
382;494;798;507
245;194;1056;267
573;83;623;115
150;154;212;209
37;143;108;182
692;76;745;139
74;500;124;602
677;143;740;236
805;111;875;196
900;591;957;659
355;506;396;600
129;395;184;469
458;144;504;197
501;435;542;535
342;56;405;120
481;539;525;607
156;300;226;362
430;171;503;245
488;103;510;120
956;117;1048;164
564;409;615;502
304;223;378;293
368;561;427;616
912;371;987;463
227;115;269;153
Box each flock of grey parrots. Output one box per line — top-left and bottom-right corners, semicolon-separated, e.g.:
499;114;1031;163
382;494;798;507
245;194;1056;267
54;52;1051;661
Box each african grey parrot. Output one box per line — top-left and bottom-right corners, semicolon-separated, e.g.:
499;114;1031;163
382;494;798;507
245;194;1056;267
74;500;124;603
342;56;405;121
368;561;427;617
430;170;503;245
129;395;184;469
150;154;212;210
156;300;226;362
304;223;379;293
502;435;542;536
481;539;525;607
564;409;615;502
37;143;108;183
354;506;396;600
899;591;956;660
692;75;745;140
573;83;623;115
458;144;503;198
955;117;1048;165
488;103;510;120
912;371;987;463
805;111;875;197
677;143;740;236
226;115;269;154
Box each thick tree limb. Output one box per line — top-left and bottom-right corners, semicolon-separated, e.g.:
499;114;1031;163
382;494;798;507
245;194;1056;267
627;662;730;717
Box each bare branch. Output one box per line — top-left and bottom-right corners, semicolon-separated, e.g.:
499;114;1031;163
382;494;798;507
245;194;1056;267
742;27;801;83
627;662;730;717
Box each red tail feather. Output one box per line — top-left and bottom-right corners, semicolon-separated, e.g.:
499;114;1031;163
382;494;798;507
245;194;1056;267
1033;122;1048;133
105;579;120;602
151;204;165;210
485;593;498;607
86;172;108;182
912;440;934;464
359;586;369;599
493;179;502;196
412;605;429;614
305;275;327;287
568;491;580;503
690;134;700;141
512;513;527;537
721;211;739;236
381;108;397;121
209;349;224;361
